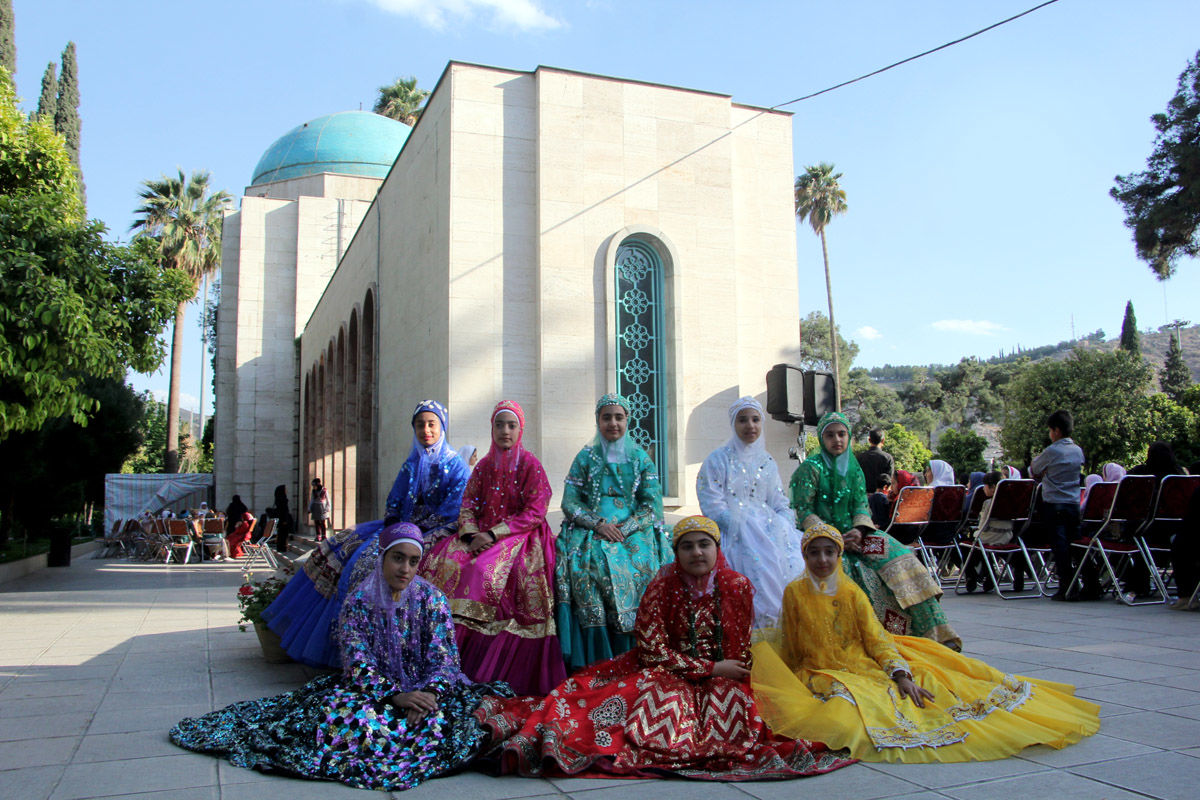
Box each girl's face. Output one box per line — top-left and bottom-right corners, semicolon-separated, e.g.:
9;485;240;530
675;531;718;577
804;539;842;580
413;411;442;447
734;408;762;445
383;542;422;593
598;405;628;442
492;411;520;450
821;423;849;456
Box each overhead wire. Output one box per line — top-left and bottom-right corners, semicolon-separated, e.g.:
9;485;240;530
771;0;1062;109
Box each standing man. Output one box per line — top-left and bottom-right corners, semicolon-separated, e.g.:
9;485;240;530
857;428;894;493
1030;410;1085;601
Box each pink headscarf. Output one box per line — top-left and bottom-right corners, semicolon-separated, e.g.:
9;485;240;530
486;400;525;474
1101;462;1127;482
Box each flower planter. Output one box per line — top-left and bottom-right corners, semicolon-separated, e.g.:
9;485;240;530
253;621;293;663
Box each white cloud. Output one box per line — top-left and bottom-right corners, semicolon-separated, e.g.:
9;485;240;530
856;325;882;341
930;319;1008;336
363;0;563;31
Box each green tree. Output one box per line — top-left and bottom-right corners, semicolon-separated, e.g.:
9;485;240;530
934;427;988;480
798;309;859;389
373;75;428;125
1001;349;1153;470
1119;300;1141;356
52;41;82;203
35;61;55;121
1159;328;1192;401
1146;392;1198;466
131;169;230;473
1111;50;1200;279
0;0;14;85
843;367;903;439
795;163;848;410
0;73;189;441
882;423;932;473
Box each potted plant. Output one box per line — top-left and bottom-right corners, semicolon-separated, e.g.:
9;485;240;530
237;569;294;663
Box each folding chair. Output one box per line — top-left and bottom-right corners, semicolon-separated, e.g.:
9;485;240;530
1135;475;1200;602
955;479;1037;598
166;519;197;564
201;518;229;561
917;485;966;585
883;486;934;546
242;518;278;577
1066;474;1157;604
93;520;126;558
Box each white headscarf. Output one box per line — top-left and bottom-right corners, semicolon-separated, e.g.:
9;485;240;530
927;459;956;487
726;396;768;465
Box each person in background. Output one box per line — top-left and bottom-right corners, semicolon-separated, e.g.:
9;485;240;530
869;473;893;530
1029;410;1085;601
268;485;295;554
857;428;894;494
963;471;1013;593
309;479;331;542
925;459;956;487
224;495;248;534
226;510;255;559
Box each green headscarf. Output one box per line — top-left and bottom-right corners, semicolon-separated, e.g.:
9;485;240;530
791;410;870;532
816;411;853;476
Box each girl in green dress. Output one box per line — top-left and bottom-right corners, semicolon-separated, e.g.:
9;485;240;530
555;393;672;670
789;411;961;650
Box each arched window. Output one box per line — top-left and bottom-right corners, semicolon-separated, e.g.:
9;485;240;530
614;239;669;493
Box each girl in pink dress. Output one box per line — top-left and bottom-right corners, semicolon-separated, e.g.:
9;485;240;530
420;400;566;695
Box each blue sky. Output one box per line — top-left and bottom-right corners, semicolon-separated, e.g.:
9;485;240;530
10;0;1200;413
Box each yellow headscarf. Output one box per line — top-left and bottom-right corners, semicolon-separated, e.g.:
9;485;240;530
800;521;843;555
672;515;721;547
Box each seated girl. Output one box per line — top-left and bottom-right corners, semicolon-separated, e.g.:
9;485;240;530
750;523;1100;762
790;411;960;649
225;510;254;559
171;523;513;791
697;396;805;630
477;516;856;780
556;393;672;670
420;400;566;695
263;400;470;667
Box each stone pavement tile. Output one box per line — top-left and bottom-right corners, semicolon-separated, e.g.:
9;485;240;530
547;776;629;792
1135;635;1200;651
1097;700;1151;718
99;684;212;711
0;693;103;719
1097;710;1200;749
87;789;218;800
0;712;90;743
0;735;78;769
863;757;1048;790
1018;653;1184;681
87;702;211;735
570;779;748;800
1180;746;1200;758
0;677;108;700
49;754;216;800
398;771;561;800
0;763;65;800
1147;673;1200;691
1077;681;1200;711
73;729;184;763
219;774;400;798
1070;750;1200;800
1011;666;1123;689
732;764;923;800
938;769;1148;800
1016;733;1161;767
1162;704;1200;721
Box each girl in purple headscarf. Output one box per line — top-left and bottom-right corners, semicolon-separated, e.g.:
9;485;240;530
171;523;513;791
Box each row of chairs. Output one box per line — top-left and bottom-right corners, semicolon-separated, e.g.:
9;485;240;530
95;515;280;574
877;475;1200;604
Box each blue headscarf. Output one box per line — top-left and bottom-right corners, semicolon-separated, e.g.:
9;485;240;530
383;400;469;530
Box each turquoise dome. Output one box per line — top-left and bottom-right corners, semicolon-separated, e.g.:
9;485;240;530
251;111;411;185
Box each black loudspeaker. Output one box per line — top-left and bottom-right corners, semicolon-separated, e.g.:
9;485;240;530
766;364;836;425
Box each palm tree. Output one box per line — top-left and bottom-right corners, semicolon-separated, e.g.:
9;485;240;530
795;163;849;410
373;75;428;125
131;169;230;473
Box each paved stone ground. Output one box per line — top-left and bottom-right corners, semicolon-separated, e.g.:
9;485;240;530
2;556;1199;800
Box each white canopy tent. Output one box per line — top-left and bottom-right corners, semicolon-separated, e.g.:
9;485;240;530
103;473;214;533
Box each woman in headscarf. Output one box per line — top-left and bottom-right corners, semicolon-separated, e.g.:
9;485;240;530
268;485;295;554
789;411;961;650
556;393;672;671
226;510;255;559
963;471;987;513
171;523;514;791
224;495;248;535
477;517;855;780
924;459;956;487
751;524;1100;762
1102;462;1128;483
263;400;470;667
420;400;565;695
696;396;804;630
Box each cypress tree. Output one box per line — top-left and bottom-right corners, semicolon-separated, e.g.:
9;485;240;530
53;41;83;204
1159;330;1192;401
35;61;56;122
1119;300;1141;356
0;0;14;85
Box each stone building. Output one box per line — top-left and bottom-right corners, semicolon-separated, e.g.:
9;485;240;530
215;61;801;528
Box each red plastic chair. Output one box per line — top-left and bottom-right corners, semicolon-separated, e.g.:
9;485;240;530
1066;474;1157;604
955;479;1037;599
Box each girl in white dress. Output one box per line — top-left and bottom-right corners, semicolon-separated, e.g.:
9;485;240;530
696;396;805;629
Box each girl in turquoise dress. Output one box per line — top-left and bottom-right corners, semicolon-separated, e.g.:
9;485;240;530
555;393;672;671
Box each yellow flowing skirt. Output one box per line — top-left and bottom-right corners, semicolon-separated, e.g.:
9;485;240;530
751;636;1100;763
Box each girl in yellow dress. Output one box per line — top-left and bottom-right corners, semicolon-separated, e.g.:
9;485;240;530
751;523;1100;762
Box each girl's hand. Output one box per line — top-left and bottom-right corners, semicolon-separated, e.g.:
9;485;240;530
391;690;438;725
467;532;495;554
841;528;863;552
895;675;934;708
596;522;625;542
712;659;751;680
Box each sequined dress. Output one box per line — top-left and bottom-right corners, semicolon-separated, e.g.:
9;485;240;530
750;573;1100;762
263;454;469;667
556;444;672;670
171;578;512;790
478;558;856;780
